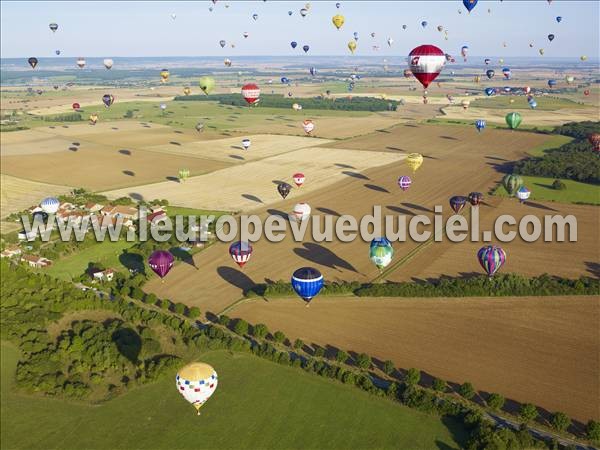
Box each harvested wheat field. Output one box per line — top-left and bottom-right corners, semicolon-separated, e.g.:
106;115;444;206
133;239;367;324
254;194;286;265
1;174;71;217
144;123;589;314
104;146;402;212
232;295;600;423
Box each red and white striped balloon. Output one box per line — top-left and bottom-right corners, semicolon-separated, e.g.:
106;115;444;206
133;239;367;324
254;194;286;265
302;119;314;134
292;172;305;187
408;45;445;89
241;83;260;104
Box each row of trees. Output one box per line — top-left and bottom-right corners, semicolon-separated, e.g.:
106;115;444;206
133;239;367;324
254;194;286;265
174;93;399;112
514;121;600;184
244;273;599;298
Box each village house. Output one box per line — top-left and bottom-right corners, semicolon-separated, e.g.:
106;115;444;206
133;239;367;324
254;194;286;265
84;202;104;213
90;268;115;282
0;246;22;259
20;254;52;268
146;210;168;227
100;205;138;220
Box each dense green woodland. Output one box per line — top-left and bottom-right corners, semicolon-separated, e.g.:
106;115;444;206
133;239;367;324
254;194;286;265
515;121;600;184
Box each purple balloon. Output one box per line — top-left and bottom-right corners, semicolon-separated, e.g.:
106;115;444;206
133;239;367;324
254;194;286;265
148;250;174;279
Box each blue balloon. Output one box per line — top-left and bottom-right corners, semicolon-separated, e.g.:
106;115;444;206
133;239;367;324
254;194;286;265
528;98;537;109
548;79;557;87
484;87;496;96
291;41;297;49
475;119;486;132
421;21;428;28
291;267;324;303
309;67;316;76
288;10;293;16
486;69;495;79
463;0;478;12
556;16;562;23
302;45;310;53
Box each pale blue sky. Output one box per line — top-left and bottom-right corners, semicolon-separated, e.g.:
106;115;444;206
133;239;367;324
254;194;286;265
1;1;598;58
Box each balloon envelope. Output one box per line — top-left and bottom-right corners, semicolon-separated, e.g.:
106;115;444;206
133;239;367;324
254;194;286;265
408;45;445;89
291;267;324;303
41;197;60;214
148;250;174;279
369;237;394;270
176;363;218;414
477;245;506;277
229;241;253;268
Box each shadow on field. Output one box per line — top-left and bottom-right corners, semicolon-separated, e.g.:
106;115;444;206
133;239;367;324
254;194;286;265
533;181;554;190
266;209;289;221
170;247;197;270
342;171;369;180
585;261;600;278
72;142;80;146
335;163;355;169
166;176;180;183
217;266;256;293
129;192;144;201
68;146;78;152
364;183;390;193
524;201;558;212
293;242;357;272
230;145;244;150
119;149;132;155
439;135;459;141
122;170;135;177
401;202;432;213
423;154;439;160
112;328;141;364
229;154;245;160
169;141;181;146
387;205;415;216
386;146;405;152
242;193;263;203
485;155;508;161
272;179;285;185
486;160;514;174
316;207;340;216
119;250;145;275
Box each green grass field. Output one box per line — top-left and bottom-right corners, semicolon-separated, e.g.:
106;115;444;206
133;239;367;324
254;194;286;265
470;95;589;111
45;239;133;281
493;175;600;205
1;343;467;450
526;134;573;157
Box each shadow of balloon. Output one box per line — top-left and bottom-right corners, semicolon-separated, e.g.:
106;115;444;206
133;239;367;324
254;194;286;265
170;247;197;270
364;183;390;193
439;135;458;141
523;201;557;212
585;261;600;278
119;250;145;275
385;146;405;152
230;145;244;150
485;155;508;161
401;202;432;213
119;149;131;155
169;141;181;146
342;171;369;180
422;154;439;160
72;142;80;146
387;205;415;216
293;242;357;272
272;179;285;185
229;154;244;160
112;328;141;364
129;193;144;202
68;146;78;152
242;194;263;203
266;209;289;221
173;130;183;134
334;163;355;169
165;176;180;183
122;170;135;177
316;207;340;216
217;266;256;293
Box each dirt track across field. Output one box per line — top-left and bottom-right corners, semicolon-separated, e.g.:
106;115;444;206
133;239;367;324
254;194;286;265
232;295;600;423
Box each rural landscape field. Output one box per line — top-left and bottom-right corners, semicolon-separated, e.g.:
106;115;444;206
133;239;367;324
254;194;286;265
1;1;599;450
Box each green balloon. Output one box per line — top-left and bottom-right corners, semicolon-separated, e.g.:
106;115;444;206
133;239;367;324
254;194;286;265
505;112;522;130
502;174;523;196
198;76;215;95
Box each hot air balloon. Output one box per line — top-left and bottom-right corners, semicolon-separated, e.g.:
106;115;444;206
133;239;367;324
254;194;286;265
76;57;86;69
406;153;424;173
243;31;249;39
580;55;587;61
461;99;470;110
556;16;562;22
199;76;215;95
241;83;260;105
371;32;376;38
528;97;537;109
148;250;174;280
293;172;305;187
587;133;600;151
565;75;574;84
548;34;555;42
229;241;253;268
584;90;590;96
28;57;38;69
397;175;412;191
103;58;113;69
102;94;114;108
49;23;58;32
178;168;190;182
252;13;258;20
40;197;60;214
437;25;443;32
468;192;483;206
515;185;531;203
300;8;308;17
403;69;413;79
475;119;486;132
292;203;311;222
348;41;357;54
332;14;345;29
449;196;467;214
486;69;495;79
241;138;251;150
547;79;557;89
502;174;523;196
277;182;292;199
461;45;469;61
292;267;323;305
302;119;314;135
502;67;511;79
484;58;491;65
89;114;98;125
291;41;297;49
171;13;176;20
176;363;218;415
473;75;481;84
309;67;317;76
160;69;170;83
302;45;310;53
55;50;61;55
477;245;506;277
292;103;302;111
183;86;192;96
408;45;445;89
72;102;80;110
463;0;478;13
421;21;428;28
523;86;531;95
224;58;232;67
288;10;293;16
369;237;394;271
504;112;522;130
386;37;394;47
219;40;226;48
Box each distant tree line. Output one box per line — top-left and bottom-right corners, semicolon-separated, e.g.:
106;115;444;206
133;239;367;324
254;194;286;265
244;273;599;299
42;112;83;122
514;121;600;184
174;93;399;112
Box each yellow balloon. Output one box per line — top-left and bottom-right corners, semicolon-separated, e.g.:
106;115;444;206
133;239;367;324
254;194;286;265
406;153;423;173
580;55;587;61
332;14;345;29
347;40;357;54
89;114;98;124
183;87;191;96
474;75;481;83
539;48;545;56
160;69;170;83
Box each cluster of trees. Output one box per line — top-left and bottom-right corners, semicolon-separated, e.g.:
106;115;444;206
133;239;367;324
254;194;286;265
174;94;399;112
42;112;83;122
514;121;600;184
245;273;599;299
